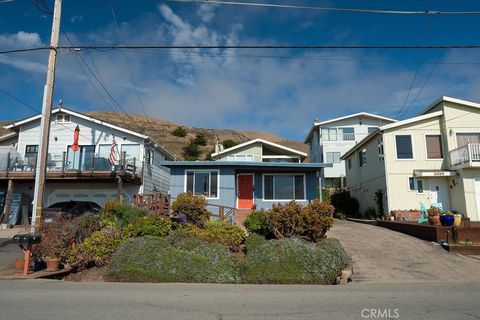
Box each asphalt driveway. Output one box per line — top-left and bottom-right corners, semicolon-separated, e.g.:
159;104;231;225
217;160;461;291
330;219;480;283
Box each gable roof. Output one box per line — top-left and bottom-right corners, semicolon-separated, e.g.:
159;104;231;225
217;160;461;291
3;107;174;160
0;132;18;142
211;138;307;159
4;107;149;140
341;111;443;160
304;112;396;143
420;96;480;115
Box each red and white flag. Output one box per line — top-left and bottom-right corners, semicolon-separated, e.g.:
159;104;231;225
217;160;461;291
109;138;117;166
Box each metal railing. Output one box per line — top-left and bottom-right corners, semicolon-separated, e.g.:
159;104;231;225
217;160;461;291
449;143;480;166
2;151;143;178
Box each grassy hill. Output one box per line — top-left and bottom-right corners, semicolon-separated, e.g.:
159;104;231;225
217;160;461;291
88;112;308;160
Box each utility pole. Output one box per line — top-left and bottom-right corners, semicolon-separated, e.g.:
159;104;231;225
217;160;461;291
31;0;62;234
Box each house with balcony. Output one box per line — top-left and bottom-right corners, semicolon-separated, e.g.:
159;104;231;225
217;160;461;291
161;139;330;225
341;96;480;221
0;107;173;225
304;113;396;188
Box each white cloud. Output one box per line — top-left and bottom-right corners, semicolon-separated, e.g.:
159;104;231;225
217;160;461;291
196;3;216;23
0;31;43;48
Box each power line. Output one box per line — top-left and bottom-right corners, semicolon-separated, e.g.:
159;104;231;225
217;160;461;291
0;87;93;141
397;16;435;118
0;47;49;54
169;0;480;15
108;0;152;133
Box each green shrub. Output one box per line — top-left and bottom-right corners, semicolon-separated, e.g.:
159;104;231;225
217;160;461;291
243;211;270;237
171;192;211;225
164;227;205;251
364;207;377;220
172;126;187;137
123;215;172;239
105;236;240;283
331;190;360;217
322;188;331;202
302;200;334;242
68;227;124;271
243;237;349;284
100;200;148;227
196;220;246;249
72;212;102;243
244;233;267;253
193;133;208;146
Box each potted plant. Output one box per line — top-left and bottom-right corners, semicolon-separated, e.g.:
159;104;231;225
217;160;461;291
440;211;455;226
427;207;442;226
33;221;68;272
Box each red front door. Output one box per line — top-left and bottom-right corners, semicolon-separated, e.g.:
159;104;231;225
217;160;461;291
238;174;254;209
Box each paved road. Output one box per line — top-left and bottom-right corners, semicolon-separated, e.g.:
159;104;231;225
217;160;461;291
0;280;479;320
330;220;480;283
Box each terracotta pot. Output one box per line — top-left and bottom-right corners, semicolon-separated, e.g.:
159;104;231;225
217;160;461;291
15;258;25;271
428;215;440;226
454;214;462;227
45;258;61;272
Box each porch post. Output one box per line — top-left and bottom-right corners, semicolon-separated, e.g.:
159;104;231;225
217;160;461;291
117;175;123;203
1;179;14;224
318;170;323;202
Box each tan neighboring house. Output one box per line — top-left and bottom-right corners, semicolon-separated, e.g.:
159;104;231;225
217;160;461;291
341;96;480;221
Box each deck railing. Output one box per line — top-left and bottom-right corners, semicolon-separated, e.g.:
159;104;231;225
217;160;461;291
449;143;480;167
1;151;143;178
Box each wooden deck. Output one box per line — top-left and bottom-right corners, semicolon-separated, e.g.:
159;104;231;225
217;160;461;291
0;170;141;183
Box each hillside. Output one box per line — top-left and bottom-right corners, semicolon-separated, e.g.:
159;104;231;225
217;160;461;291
88;112;308;160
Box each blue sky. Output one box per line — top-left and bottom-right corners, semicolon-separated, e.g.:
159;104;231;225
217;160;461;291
1;0;480;140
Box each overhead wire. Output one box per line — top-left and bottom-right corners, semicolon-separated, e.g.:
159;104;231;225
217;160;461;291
108;0;153;134
168;0;480;15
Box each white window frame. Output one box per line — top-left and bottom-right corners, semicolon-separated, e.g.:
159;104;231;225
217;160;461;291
394;133;415;160
227;154;254;162
359;149;367;167
184;169;220;200
56;114;71;124
378;136;384;163
408;176;424;194
262;173;306;201
326;152;341;164
424;133;444;160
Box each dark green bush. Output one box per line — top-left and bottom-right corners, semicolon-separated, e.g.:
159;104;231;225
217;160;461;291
330;190;360;217
243;211;270;237
164;227;205;250
105;236;241;283
171;192;211;224
244;233;267;253
222;139;239;149
123;215;172;239
68;227;125;271
363;207;377;220
172;126;187;137
243;237;349;284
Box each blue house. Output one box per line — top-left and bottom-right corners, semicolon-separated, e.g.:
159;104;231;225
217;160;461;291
161;139;330;225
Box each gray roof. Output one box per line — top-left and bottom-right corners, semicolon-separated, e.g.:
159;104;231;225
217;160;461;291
160;161;331;170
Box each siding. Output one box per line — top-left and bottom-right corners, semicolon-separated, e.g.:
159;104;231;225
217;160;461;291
217;143;263;162
143;165;170;194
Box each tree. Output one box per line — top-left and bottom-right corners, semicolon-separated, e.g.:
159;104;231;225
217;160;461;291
194;133;208;146
222;139;239;149
183;139;201;160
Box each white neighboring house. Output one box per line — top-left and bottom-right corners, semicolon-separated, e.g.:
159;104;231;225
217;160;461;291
341;96;480;221
0;107;173;223
304;113;396;188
